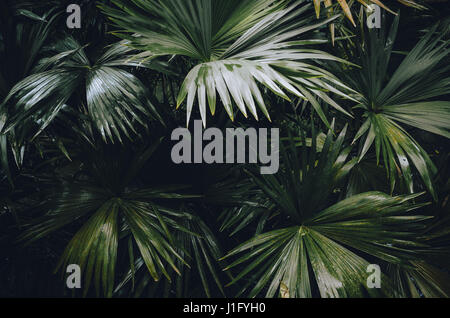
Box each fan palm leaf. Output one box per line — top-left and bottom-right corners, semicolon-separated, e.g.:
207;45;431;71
342;16;450;200
19;139;206;297
115;210;227;297
100;0;357;127
0;4;58;183
221;124;434;297
1;37;165;144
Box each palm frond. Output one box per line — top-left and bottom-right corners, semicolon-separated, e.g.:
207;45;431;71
19;140;204;297
1;37;164;144
101;0;356;127
344;16;450;200
312;0;426;26
221;124;434;297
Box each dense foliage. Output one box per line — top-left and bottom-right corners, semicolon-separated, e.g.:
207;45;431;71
0;0;449;297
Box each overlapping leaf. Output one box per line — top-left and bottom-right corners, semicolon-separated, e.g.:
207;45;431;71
101;0;356;127
344;16;450;200
312;0;426;26
1;37;164;143
221;125;435;297
20;141;207;297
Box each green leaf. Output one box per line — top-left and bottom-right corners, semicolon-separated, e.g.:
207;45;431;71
101;1;354;126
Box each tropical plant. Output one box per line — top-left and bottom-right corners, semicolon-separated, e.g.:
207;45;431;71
100;0;358;127
339;16;450;201
0;36;168;145
219;124;447;297
0;0;449;299
0;2;59;182
311;0;426;27
18;136;227;297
